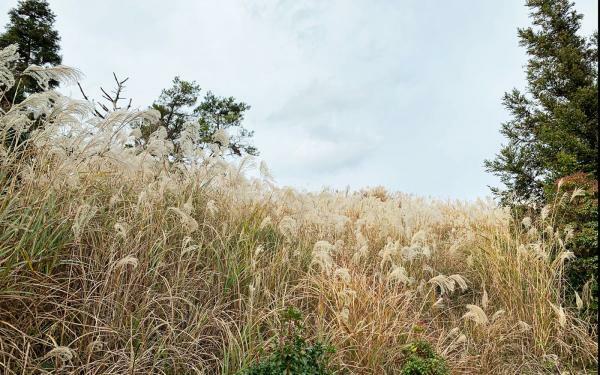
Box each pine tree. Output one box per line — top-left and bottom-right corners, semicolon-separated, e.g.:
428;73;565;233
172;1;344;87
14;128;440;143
194;91;257;157
0;0;62;103
485;0;597;205
149;76;201;145
140;76;258;158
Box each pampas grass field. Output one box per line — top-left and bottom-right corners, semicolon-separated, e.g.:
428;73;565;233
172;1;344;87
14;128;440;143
0;46;597;374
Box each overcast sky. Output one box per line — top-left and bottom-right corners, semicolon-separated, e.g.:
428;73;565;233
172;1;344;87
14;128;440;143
1;1;597;199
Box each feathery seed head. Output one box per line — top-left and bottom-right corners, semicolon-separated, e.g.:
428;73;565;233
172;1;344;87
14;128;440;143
259;216;272;229
113;222;128;239
455;334;467;345
540;205;551;220
333;268;352;284
213;128;230;147
550;303;567;328
517;320;532;332
428;274;456;296
311;240;335;275
23;64;82;90
339;306;350;323
115;255;139;270
575;292;584;310
72;204;98;238
352;244;369;265
570;188;585;202
387;265;413;286
44;346;75;362
278;216;298;239
168;207;199;233
462;304;488;326
448;274;468;292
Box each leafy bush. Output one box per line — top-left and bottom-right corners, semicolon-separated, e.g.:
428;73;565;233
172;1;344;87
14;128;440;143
400;340;449;375
566;256;598;325
239;308;335;375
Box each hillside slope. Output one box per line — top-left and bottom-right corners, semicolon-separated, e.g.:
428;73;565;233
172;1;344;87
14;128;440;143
0;46;597;374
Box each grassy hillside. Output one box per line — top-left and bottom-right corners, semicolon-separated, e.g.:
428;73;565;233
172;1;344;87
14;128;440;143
0;46;597;374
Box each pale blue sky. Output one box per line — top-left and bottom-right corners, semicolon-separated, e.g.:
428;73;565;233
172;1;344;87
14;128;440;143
1;0;597;199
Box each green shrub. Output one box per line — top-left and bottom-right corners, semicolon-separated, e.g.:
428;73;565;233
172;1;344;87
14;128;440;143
566;256;598;325
400;340;449;375
239;307;335;375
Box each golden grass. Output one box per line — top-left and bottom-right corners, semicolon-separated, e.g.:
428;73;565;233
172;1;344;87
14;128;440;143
0;47;597;374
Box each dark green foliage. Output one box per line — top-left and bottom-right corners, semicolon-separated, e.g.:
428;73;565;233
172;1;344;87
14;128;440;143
0;0;62;103
566;256;598;324
239;307;335;375
553;173;598;256
0;0;61;156
545;173;598;321
195;91;257;156
140;76;258;158
556;173;598;323
400;340;449;375
485;0;597;205
149;76;201;145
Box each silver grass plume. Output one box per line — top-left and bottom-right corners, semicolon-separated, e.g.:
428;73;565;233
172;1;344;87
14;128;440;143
333;268;352;284
462;304;489;326
23;64;82;90
168;207;199;233
387;264;413;286
311;240;335;275
114;255;139;270
0;44;18;94
550;303;567;328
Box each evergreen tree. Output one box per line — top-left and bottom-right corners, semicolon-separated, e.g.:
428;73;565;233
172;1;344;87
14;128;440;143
149;76;201;145
194;91;257;157
485;0;597;205
141;76;258;158
0;0;62;103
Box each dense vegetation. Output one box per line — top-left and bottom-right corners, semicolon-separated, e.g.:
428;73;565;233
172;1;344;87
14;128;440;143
0;52;597;372
0;0;597;373
0;0;61;103
485;0;598;318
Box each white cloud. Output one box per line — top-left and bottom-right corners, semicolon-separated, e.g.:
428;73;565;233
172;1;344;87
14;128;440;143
0;0;596;199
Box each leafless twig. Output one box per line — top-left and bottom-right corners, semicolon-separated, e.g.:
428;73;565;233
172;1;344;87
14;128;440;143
76;73;132;119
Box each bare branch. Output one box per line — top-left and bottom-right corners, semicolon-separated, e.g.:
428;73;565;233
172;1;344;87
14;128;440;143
77;82;90;101
75;73;134;119
100;87;113;101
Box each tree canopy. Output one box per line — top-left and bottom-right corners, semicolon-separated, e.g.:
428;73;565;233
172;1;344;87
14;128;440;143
0;0;62;102
140;76;258;158
485;0;598;205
